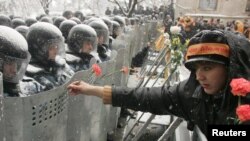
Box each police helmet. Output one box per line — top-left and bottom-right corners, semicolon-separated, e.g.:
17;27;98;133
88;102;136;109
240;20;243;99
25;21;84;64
26;22;65;65
101;17;113;34
67;24;97;53
53;16;66;28
88;20;109;45
11;18;26;28
74;10;85;22
113;16;125;28
0;15;11;27
59;20;77;41
70;17;81;24
15;25;29;39
0;26;30;83
40;16;53;24
25;17;37;27
111;21;121;36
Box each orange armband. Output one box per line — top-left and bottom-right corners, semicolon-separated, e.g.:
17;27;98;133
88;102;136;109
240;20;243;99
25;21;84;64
103;85;112;104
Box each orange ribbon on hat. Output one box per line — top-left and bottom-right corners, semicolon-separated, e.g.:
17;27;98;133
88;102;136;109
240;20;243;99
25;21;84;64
185;43;230;60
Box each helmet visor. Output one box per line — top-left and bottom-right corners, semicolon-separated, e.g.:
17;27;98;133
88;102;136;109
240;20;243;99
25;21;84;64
0;53;31;83
44;38;65;61
81;36;98;53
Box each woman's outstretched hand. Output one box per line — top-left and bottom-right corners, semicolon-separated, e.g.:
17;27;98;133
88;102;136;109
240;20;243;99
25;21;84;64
67;81;91;95
67;81;104;98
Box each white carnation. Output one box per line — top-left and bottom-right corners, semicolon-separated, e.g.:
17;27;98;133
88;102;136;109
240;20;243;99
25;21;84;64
170;26;181;34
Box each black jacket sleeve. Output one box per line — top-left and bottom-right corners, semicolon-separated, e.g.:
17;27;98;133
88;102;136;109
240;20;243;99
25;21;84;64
111;80;193;120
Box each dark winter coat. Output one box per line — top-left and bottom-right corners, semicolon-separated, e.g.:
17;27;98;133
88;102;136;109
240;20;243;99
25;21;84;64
111;79;238;137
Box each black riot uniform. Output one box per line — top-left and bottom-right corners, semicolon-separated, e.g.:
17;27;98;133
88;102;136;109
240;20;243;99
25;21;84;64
0;26;43;97
26;22;74;91
66;24;98;71
88;20;111;62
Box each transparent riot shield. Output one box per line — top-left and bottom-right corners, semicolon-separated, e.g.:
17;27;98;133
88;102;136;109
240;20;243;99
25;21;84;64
110;50;118;60
111;38;127;51
0;72;4;139
0;72;2;97
2;83;68;141
89;60;109;141
66;69;93;141
101;59;117;139
113;48;125;86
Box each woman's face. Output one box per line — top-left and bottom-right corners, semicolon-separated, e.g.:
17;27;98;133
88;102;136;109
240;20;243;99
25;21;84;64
195;61;228;95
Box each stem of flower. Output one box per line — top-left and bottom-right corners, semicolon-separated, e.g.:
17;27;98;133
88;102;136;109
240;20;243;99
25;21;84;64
238;96;241;106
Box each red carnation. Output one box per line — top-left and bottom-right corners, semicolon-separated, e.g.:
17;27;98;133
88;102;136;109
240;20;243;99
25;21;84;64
230;78;250;97
120;66;129;74
92;64;102;77
236;104;250;122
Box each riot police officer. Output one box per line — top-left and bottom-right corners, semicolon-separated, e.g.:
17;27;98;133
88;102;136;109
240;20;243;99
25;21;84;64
66;24;98;71
109;21;121;49
0;26;43;97
26;22;74;91
113;15;125;32
88;20;111;62
111;20;121;39
59;20;77;42
101;17;114;49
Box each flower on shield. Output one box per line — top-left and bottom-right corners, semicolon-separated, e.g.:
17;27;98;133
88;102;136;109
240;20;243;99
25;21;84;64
99;66;132;79
92;63;102;77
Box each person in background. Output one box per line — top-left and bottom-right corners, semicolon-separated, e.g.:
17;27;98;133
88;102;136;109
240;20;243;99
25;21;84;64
105;7;112;16
67;30;250;137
